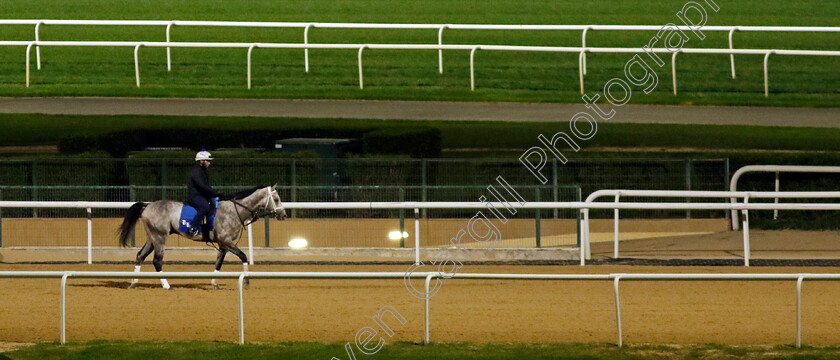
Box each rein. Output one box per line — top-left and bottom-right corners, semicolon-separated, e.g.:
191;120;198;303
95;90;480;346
226;187;285;240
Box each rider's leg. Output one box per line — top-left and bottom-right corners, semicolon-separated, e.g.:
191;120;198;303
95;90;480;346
187;195;210;237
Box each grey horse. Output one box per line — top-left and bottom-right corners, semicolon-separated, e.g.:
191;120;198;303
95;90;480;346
117;185;287;289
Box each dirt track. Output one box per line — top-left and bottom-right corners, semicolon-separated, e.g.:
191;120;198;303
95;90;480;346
2;97;840;127
2;263;840;346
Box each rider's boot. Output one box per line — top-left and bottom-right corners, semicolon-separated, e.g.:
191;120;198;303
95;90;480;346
201;224;211;242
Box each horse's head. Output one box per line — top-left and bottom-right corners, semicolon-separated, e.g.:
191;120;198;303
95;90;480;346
264;184;288;221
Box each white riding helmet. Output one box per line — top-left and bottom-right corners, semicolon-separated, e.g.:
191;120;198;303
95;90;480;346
195;149;213;162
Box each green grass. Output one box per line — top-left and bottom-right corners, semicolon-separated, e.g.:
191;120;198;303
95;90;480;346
6;341;840;360
4;113;840;154
0;0;838;105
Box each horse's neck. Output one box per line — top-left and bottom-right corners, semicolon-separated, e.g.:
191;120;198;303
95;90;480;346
240;188;266;212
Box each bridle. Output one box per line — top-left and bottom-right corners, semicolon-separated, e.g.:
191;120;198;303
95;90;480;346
203;187;285;250
264;187;285;216
230;187;285;227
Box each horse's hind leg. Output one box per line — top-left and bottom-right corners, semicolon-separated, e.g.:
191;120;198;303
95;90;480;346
151;238;170;290
211;249;227;290
129;240;154;289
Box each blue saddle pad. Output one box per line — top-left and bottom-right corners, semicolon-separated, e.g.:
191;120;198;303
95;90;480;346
178;204;217;233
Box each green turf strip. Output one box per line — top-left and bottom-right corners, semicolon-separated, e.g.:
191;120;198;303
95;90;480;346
0;0;838;105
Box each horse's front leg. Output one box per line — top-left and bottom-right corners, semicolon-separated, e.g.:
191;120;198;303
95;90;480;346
222;242;250;287
212;248;228;290
152;240;170;290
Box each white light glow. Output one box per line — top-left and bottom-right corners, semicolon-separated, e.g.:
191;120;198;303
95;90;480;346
388;231;409;240
288;238;308;248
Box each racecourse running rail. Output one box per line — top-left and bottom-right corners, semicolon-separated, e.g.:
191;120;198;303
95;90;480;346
3;196;840;266
582;190;840;264
0;270;837;347
729;166;840;230
1;21;839;95
3;19;840;76
1;40;838;96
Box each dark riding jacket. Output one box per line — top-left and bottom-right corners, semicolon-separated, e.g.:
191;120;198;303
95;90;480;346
187;162;221;201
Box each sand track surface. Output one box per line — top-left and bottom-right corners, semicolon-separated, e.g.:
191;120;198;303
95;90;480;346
1;263;840;345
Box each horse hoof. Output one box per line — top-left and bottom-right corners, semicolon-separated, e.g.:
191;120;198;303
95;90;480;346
213;284;221;290
128;283;137;289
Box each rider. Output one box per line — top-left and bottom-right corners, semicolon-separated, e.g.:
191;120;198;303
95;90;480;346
187;149;223;240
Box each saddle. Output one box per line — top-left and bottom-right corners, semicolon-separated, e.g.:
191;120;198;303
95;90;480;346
178;203;218;234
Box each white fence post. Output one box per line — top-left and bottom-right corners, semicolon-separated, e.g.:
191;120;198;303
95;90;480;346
414;208;420;264
764;50;774;97
584;208;591;261
34;21;42;69
581;27;590;75
742;195;750;266
247;223;254;265
796;274;804;348
166;22;174;71
304;24;312;72
728;27;737;79
579;210;587;266
86;208;92;264
614;276;622;347
424;273;434;344
671;51;679;95
60;272;70;344
578;50;586;94
614;193;620;258
247;44;257;89
774;171;780;220
469;46;479;91
25;43;33;87
238;273;246;344
134;44;142;88
437;26;447;74
358;46;366;89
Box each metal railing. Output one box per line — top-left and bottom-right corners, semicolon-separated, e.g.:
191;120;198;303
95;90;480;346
0;270;836;347
583;190;840;264
3;19;839;78
4;199;840;266
2;40;838;96
0;184;583;258
729;166;840;230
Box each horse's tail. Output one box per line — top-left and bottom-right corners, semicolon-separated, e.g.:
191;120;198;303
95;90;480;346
117;202;147;247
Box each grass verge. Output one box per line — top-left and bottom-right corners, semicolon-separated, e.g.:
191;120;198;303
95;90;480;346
0;0;838;105
5;341;840;360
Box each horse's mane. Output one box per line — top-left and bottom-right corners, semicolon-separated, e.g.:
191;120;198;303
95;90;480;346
230;185;268;200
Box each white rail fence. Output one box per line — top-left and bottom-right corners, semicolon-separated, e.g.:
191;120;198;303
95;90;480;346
582;190;840;265
0;270;836;347
3;20;840;78
4;199;840;266
1;40;838;96
730;166;840;230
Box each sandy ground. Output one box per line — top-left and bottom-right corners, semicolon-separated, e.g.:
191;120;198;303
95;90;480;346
2;97;840;127
1;263;840;346
590;229;840;259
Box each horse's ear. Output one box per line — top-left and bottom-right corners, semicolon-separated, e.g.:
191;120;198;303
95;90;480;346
272;183;277;189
